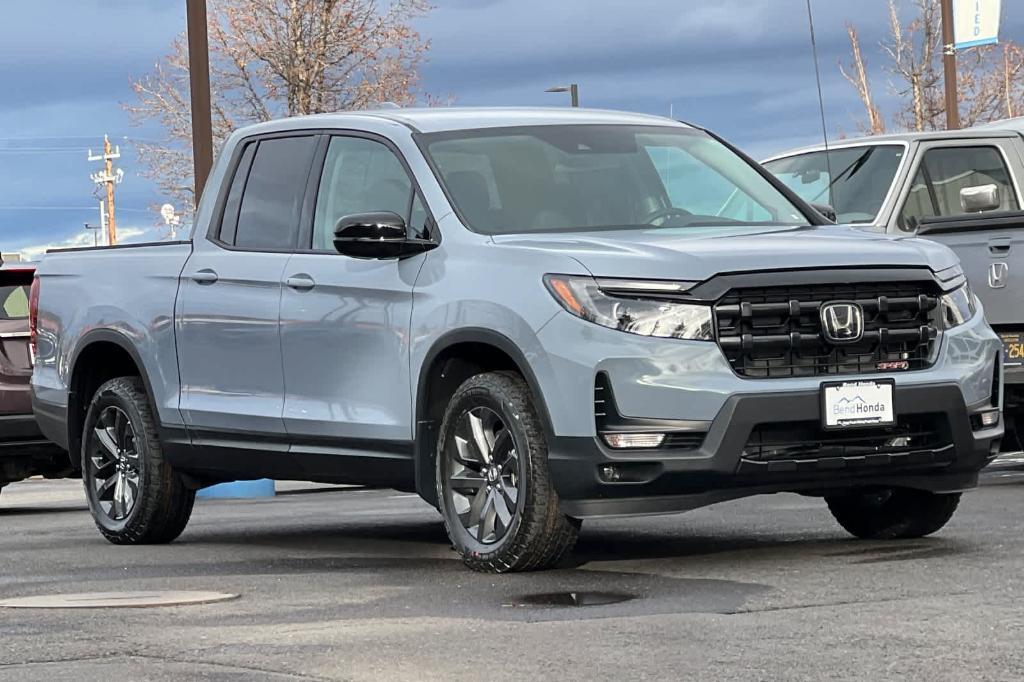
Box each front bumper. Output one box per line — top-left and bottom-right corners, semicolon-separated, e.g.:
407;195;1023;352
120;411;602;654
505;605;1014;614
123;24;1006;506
550;382;1001;518
534;307;1004;519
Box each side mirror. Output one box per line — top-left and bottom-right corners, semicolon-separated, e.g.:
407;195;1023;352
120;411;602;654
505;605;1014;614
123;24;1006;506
960;184;1001;213
332;212;435;259
810;203;837;223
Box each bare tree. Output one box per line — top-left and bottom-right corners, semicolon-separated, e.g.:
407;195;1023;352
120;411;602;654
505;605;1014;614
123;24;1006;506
842;0;1024;133
127;0;432;215
839;23;886;134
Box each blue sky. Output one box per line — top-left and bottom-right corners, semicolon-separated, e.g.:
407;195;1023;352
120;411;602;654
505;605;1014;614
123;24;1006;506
1;0;1021;258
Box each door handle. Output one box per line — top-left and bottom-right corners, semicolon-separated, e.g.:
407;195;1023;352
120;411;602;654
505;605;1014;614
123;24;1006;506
284;274;316;291
989;237;1012;256
191;269;219;285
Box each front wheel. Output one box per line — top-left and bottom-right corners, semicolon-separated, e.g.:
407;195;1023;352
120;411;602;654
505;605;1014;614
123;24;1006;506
436;371;579;573
82;377;195;544
826;488;961;540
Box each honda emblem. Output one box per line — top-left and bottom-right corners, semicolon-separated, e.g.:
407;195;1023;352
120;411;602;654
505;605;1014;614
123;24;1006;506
820;301;864;344
989;262;1008;289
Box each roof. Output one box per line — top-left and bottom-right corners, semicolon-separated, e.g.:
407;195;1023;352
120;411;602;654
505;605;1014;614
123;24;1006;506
236;107;690;137
765;124;1022;161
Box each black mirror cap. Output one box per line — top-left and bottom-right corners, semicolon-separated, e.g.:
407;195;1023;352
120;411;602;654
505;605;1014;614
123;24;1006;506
810;203;837;223
333;211;437;259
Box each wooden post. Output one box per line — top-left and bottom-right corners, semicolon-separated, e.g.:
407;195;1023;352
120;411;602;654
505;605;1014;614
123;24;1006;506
940;0;961;130
186;0;214;201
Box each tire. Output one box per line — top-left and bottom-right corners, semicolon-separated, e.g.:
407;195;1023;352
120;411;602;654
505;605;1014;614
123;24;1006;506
81;376;195;544
436;371;580;573
826;488;961;540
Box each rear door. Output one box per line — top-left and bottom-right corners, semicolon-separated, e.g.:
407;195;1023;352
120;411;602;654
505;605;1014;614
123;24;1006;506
894;141;1024;328
0;268;34;415
177;134;318;437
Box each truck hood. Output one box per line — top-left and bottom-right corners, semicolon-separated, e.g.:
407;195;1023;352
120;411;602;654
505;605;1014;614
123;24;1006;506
490;224;959;281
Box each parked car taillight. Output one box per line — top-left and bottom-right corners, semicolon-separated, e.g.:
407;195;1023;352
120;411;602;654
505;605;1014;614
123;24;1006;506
28;275;39;359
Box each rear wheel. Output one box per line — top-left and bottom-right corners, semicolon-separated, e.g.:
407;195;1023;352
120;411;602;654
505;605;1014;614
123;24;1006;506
826;488;961;540
82;377;195;544
436;371;579;573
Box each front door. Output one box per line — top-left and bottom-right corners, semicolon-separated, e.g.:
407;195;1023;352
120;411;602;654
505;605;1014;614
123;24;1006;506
280;134;431;446
895;141;1024;327
177;134;318;437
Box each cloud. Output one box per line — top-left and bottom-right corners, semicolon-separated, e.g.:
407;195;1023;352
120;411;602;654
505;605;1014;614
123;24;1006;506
12;226;151;262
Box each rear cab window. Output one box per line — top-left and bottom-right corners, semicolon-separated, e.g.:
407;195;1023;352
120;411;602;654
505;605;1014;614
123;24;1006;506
898;145;1021;231
217;135;318;250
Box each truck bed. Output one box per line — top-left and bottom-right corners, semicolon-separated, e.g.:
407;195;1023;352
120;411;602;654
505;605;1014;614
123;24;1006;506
31;241;195;447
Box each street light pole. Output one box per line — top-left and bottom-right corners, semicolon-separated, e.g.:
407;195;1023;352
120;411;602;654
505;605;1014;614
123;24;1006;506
545;84;580;107
940;0;961;130
186;0;215;201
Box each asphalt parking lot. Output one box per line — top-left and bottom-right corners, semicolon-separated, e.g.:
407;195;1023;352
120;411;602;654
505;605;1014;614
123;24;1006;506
2;456;1024;681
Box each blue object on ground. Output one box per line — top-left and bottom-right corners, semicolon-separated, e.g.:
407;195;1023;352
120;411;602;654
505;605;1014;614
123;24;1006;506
197;479;276;499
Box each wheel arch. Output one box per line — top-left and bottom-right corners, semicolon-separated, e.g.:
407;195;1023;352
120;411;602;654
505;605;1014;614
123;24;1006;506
67;329;159;469
413;328;554;507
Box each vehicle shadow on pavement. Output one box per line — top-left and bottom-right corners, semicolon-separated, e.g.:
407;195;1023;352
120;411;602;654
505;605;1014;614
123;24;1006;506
0;505;88;516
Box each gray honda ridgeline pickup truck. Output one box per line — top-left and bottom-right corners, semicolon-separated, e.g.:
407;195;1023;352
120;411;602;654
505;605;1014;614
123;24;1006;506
31;108;1004;572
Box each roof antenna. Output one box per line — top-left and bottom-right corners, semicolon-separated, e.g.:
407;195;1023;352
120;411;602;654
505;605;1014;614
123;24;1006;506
805;0;835;205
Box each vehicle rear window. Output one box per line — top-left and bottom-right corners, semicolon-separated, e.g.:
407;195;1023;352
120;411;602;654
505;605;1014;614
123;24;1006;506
233;135;317;250
0;284;29;320
764;145;905;224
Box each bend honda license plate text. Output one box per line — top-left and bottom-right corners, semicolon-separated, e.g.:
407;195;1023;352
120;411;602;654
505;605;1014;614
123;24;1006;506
821;380;895;429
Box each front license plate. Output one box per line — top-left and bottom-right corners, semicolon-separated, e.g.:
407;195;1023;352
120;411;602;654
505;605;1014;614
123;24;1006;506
821;380;895;429
1000;331;1024;368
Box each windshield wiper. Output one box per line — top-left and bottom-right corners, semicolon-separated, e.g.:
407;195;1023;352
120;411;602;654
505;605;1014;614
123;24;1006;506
811;147;876;202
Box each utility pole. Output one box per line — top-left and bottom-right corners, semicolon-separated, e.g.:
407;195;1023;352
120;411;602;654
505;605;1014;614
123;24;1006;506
940;0;961;130
88;136;123;246
187;0;214;202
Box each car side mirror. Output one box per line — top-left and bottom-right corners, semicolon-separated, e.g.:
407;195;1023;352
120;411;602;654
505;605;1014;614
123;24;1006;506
810;203;837;223
332;212;436;259
960;184;1001;213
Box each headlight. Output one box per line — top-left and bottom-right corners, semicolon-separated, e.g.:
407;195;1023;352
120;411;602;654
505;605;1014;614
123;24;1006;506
544;275;714;340
939;283;976;328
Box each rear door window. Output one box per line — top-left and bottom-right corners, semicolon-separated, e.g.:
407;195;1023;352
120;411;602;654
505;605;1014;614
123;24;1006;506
233;136;318;250
898;146;1020;230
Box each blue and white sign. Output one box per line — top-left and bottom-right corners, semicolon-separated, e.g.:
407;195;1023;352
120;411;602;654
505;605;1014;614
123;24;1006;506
954;0;1002;50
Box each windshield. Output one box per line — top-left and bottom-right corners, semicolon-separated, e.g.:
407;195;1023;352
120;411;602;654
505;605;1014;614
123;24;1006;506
763;145;905;224
421;125;808;235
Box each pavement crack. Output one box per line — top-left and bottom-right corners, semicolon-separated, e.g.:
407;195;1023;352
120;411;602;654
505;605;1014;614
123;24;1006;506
726;590;975;615
129;653;342;681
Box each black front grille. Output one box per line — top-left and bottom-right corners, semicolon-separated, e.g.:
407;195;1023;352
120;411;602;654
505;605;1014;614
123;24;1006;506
715;281;940;378
739;415;954;473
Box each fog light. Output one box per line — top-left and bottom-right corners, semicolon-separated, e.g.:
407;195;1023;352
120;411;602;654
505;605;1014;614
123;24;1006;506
599;465;621;482
602;433;665;449
979;410;1000;427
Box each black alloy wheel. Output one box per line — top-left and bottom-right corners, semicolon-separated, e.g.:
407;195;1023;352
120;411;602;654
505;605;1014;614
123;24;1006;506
87;405;142;521
445;405;522;546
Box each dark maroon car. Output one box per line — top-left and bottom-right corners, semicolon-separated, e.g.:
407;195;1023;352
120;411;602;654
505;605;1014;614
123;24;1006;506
0;264;68;497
